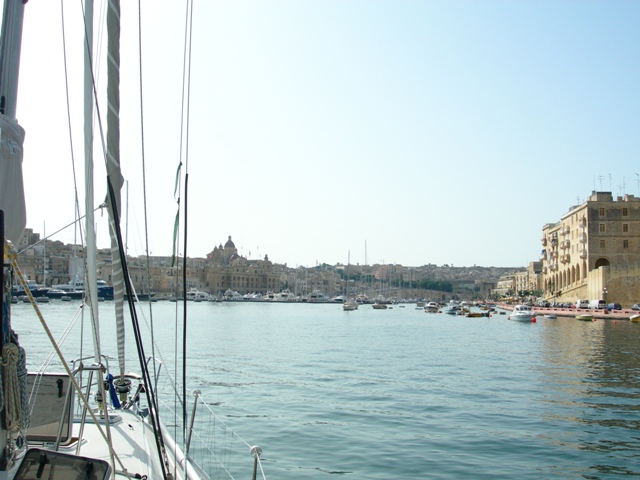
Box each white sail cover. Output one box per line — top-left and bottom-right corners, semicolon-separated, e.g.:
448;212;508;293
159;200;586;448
105;0;126;377
0;113;26;243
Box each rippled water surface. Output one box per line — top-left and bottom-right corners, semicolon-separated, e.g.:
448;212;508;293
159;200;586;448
13;301;640;479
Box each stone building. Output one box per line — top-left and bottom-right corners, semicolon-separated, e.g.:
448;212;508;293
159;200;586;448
203;236;279;294
539;191;640;306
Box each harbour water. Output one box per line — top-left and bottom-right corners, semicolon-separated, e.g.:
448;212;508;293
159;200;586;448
11;301;640;479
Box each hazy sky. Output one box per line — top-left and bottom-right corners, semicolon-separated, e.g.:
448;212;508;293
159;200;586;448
14;1;640;268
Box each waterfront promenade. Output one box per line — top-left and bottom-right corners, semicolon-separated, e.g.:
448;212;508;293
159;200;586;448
497;304;637;320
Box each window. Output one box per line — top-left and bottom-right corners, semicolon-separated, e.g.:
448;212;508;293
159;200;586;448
599;208;605;216
600;240;606;248
623;224;629;232
623;240;629;249
623;208;628;216
599;224;605;233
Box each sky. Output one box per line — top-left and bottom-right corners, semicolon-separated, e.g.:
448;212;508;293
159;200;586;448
12;0;640;268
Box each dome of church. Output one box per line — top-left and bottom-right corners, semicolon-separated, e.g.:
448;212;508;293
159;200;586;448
224;236;236;249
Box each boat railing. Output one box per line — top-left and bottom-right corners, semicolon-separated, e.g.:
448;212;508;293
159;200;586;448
156;388;267;480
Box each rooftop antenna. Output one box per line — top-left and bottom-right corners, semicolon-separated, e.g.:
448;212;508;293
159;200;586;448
636;173;639;196
598;175;604;190
609;173;612;191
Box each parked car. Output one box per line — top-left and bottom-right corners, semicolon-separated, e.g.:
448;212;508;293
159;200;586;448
607;303;621;311
632;304;640;311
576;299;589;309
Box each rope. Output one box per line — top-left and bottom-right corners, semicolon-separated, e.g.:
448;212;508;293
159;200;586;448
2;343;23;431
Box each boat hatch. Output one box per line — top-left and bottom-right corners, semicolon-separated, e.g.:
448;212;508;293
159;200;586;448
26;373;74;444
14;448;111;480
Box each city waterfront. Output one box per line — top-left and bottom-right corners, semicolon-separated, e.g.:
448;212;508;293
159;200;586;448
13;301;640;478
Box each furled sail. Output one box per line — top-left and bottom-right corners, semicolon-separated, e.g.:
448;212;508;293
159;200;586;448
0;0;26;244
104;0;126;377
0;114;25;243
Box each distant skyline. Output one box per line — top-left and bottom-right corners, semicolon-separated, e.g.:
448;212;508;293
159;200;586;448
14;1;640;268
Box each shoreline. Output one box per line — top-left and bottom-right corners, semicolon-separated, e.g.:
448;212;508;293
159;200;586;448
497;304;638;320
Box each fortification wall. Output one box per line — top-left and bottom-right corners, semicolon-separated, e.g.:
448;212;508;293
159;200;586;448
587;263;640;308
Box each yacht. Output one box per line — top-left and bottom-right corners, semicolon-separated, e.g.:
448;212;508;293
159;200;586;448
223;289;244;301
186;288;211;302
262;291;277;301
276;289;299;302
508;304;537;322
306;290;330;303
424;301;439;313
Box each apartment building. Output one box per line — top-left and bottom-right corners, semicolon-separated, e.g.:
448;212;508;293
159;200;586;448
539;191;640;305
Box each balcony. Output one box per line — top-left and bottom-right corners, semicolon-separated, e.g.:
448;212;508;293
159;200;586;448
579;249;587;259
579;233;587;243
541;238;547;246
563;239;570;248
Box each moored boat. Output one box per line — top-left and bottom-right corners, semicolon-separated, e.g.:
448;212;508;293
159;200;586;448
343;300;359;311
424;301;439;313
508;304;537;322
306;290;330;303
576;314;594;321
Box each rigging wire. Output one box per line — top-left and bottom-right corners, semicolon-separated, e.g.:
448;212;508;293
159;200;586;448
59;0;85;256
134;1;164;466
180;0;195;450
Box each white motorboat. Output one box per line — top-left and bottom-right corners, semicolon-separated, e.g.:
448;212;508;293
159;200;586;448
276;289;299;302
441;302;459;315
306;290;330;303
343;300;359;311
186;288;211;302
509;304;537;322
223;289;244;301
262;291;277;301
424;301;439;313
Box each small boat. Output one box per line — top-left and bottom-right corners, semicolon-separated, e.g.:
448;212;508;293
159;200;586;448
544;314;557;319
441;302;459;315
508;304;537;322
466;312;487;318
424;301;439;313
630;314;640;323
372;303;388;310
576;314;594;321
343;301;359;311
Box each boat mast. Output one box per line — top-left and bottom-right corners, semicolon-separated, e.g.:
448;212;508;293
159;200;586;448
83;0;101;360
